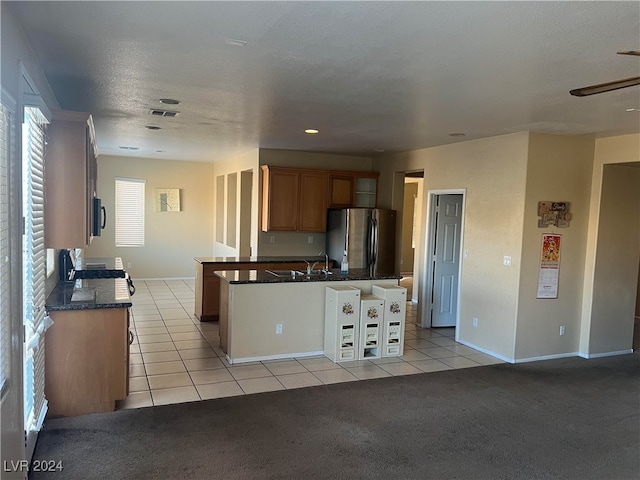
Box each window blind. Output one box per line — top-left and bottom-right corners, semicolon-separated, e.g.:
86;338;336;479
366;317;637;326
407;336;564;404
115;177;146;247
0;102;12;396
22;106;48;433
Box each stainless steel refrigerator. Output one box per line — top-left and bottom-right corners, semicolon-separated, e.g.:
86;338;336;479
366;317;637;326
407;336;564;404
326;208;396;275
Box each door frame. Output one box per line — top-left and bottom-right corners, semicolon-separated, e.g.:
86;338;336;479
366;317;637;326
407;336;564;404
420;189;466;338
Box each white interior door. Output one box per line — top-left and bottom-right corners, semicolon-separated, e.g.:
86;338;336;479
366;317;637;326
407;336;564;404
431;194;463;327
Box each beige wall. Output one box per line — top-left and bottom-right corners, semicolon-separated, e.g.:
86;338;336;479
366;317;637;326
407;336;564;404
256;149;374;257
212;149;260;257
85;155;214;278
587;164;640;354
258;149;374;171
375;132;530;360
637;263;640;318
400;181;418;273
580;134;640;355
515;133;594;360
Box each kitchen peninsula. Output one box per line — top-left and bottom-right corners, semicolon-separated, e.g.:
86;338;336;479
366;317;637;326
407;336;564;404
194;256;335;322
217;268;400;364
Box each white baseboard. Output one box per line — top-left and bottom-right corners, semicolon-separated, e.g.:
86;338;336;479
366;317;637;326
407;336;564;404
226;350;324;365
137;277;196;281
455;339;514;364
514;352;579;363
579;349;634;359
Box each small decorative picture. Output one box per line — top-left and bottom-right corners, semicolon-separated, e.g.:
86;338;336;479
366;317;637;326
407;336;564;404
537;201;572;228
155;188;181;212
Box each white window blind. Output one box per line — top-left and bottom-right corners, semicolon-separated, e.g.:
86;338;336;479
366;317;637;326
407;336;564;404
115;177;145;247
0;101;13;396
22;105;48;433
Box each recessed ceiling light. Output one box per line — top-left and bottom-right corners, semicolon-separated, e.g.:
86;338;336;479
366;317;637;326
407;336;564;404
225;38;248;47
305;129;319;134
119;146;140;150
448;133;466;137
159;98;181;105
145;125;162;130
626;108;640;112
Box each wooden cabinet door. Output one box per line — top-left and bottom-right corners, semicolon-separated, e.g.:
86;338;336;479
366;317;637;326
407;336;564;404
202;275;221;320
298;172;329;232
45;308;128;416
44;111;95;248
329;175;354;208
353;173;379;208
262;167;299;231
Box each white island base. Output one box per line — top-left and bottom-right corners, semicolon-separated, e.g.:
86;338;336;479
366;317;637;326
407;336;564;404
219;276;399;364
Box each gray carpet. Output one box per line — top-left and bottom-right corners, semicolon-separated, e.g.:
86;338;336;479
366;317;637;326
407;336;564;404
30;353;640;480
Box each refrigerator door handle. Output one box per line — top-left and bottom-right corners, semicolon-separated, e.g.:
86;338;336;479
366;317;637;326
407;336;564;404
370;218;378;267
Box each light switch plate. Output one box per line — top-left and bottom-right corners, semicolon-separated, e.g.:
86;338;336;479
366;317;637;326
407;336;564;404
503;255;512;266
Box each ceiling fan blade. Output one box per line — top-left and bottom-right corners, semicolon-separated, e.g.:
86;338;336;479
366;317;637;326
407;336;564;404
570;76;640;97
617;50;640;56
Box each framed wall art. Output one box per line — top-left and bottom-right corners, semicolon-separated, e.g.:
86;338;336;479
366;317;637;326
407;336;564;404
155;188;181;212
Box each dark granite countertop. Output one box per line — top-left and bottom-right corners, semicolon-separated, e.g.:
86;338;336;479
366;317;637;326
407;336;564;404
45;278;132;311
215;268;401;285
195;256;333;265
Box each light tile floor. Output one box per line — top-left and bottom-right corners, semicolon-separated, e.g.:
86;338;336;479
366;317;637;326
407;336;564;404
118;279;504;409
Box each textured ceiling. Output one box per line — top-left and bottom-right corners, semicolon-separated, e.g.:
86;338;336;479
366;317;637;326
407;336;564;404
8;1;640;163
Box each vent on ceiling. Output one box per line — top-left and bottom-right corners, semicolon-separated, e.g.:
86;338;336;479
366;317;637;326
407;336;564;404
149;109;180;118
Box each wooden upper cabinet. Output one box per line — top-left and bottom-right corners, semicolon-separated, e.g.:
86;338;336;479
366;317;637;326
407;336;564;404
298;171;329;232
328;175;354;208
45;110;97;249
353;172;379;208
261;165;379;232
261;166;299;231
329;171;379;208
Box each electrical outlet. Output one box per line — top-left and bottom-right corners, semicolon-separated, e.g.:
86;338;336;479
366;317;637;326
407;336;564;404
472;317;478;327
559;325;566;336
503;256;512;266
464;250;469;259
270;235;276;244
308;235;314;244
275;324;283;335
127;262;132;268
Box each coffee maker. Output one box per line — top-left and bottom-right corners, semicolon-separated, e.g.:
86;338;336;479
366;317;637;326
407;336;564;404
58;249;75;283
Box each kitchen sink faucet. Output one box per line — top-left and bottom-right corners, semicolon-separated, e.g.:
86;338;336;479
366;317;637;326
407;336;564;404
304;260;320;275
319;251;330;273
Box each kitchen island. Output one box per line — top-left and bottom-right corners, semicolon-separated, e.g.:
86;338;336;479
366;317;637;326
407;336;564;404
194;256;334;321
216;268;400;364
